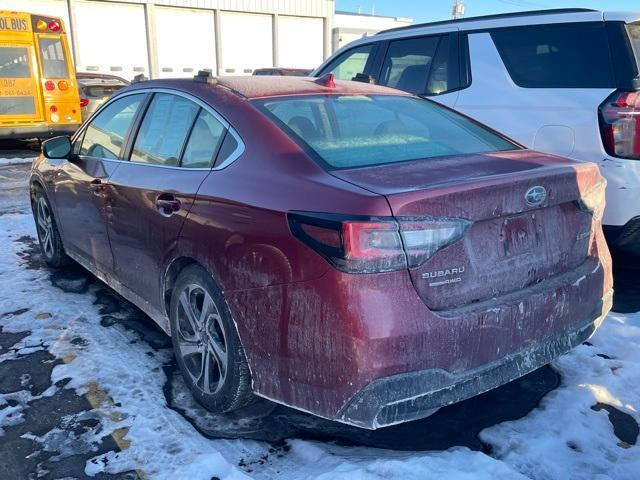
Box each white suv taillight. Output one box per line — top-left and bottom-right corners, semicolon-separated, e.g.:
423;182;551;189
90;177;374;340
599;90;640;159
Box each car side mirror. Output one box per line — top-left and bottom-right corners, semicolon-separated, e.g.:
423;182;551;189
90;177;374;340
42;136;72;159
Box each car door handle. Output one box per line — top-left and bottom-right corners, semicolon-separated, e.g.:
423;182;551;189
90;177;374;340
156;194;181;217
89;178;106;196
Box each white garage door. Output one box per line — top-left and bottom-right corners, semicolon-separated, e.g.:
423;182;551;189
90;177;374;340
220;12;272;75
73;0;148;81
0;0;69;27
277;16;324;69
155;7;216;78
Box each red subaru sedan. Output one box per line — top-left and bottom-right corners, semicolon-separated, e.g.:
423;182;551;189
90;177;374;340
30;73;612;429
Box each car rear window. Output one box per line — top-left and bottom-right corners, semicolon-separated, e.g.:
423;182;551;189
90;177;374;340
254;95;518;169
491;22;615;88
82;85;126;98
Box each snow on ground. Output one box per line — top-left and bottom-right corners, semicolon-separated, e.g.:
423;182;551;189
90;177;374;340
0;211;638;479
0;157;34;166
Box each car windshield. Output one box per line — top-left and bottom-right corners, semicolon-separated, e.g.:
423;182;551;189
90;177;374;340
254;94;518;169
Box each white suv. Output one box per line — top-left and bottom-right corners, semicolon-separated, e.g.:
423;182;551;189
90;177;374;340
314;8;640;252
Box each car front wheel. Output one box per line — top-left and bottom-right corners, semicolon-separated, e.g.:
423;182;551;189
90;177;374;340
169;265;253;413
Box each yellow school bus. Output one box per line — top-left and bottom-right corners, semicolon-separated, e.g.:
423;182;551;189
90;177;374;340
0;11;81;139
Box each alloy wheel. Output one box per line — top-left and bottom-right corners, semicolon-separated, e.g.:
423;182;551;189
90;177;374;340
175;284;228;394
36;196;54;259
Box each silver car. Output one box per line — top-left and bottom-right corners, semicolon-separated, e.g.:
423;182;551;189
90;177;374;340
77;72;129;120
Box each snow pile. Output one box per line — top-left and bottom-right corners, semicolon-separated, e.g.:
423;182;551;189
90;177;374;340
0;211;638;480
481;311;640;480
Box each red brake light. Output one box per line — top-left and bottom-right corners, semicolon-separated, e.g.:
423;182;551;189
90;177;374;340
79;98;89;107
50;105;58;113
288;212;469;273
599;90;640;159
48;20;61;32
45;80;55;91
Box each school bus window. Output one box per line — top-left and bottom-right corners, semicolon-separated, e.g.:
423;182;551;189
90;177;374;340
38;38;68;78
0;47;30;78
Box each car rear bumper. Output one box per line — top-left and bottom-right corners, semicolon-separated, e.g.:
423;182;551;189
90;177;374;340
338;291;612;429
0;124;79;140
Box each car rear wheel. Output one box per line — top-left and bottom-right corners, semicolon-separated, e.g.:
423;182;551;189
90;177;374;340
169;265;253;412
32;185;71;268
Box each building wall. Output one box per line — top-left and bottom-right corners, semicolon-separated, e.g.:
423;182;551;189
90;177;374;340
333;11;412;51
0;0;412;80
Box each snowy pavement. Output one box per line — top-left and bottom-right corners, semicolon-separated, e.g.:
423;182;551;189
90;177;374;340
0;157;639;479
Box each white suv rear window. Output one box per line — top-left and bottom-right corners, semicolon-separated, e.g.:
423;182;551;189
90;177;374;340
491;22;615;88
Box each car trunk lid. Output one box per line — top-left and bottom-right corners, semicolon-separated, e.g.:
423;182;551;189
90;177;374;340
330;150;603;311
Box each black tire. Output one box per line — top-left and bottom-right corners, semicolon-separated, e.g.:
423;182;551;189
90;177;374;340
169;264;253;412
31;184;71;268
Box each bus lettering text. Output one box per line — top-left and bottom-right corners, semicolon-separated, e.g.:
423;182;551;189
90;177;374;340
0;17;28;31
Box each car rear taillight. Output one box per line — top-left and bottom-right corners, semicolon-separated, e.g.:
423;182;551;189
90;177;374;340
398;217;471;268
599;90;640;159
288;212;469;273
79;97;89;107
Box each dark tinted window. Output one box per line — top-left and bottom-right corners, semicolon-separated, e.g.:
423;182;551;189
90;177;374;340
38;38;69;78
81;94;144;159
181;110;226;169
131;94;199;166
215;130;241;168
427;35;455;95
321;44;373;81
491;23;615;88
380;36;440;94
256;95;517;169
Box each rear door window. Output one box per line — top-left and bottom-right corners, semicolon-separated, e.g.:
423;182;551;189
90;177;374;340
491;23;615;88
81;94;144;159
130;94;199;166
38;37;69;78
379;35;441;94
320;44;374;81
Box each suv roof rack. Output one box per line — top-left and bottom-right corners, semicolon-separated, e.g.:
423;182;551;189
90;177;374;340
377;8;599;35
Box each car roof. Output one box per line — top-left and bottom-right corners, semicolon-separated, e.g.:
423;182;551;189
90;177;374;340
313;9;628;77
378;8;601;35
129;76;411;100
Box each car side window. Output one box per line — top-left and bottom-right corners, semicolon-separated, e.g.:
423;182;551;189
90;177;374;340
379;35;441;94
130;93;199;166
490;23;615;88
320;44;374;81
181;110;226;169
80;94;144;159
